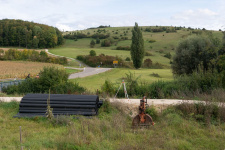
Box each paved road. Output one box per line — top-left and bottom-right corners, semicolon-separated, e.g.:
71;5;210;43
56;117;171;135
46;49;112;79
67;67;112;79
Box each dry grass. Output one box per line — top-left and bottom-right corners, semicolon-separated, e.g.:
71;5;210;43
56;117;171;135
0;61;64;79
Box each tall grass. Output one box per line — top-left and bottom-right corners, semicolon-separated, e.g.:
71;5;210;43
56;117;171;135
0;100;224;150
101;71;225;99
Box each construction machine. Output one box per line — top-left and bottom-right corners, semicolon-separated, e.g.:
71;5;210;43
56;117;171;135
132;96;154;128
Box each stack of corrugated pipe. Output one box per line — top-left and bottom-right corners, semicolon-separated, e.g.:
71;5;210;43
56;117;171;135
14;94;103;118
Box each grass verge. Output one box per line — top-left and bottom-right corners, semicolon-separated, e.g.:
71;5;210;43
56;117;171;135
0;100;224;150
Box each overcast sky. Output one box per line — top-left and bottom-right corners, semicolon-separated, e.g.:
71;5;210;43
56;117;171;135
0;0;224;31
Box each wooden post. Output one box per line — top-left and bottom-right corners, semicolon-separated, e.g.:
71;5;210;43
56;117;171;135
20;126;23;150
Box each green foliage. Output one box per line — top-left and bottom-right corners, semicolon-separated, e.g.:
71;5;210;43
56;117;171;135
172;35;217;75
101;39;111;47
164;52;172;59
175;102;225;125
89;50;96;56
38;67;68;90
3;67;85;94
145;105;159;120
76;54;124;67
131;22;145;69
108;71;224;99
143;58;153;68
125;57;131;61
90;39;95;48
2;49;67;65
96;38;100;44
116;46;130;51
150;72;161;78
148;39;156;43
0;19;63;48
145;51;153;56
101;80;115;96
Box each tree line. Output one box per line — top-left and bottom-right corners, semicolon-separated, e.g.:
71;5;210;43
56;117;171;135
0;19;64;48
0;49;67;65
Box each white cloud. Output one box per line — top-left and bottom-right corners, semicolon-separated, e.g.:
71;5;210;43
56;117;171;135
0;0;224;31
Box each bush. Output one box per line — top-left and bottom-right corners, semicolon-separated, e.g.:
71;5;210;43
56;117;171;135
175;102;225;125
3;67;85;94
145;52;153;56
116;46;130;51
76;55;85;61
145;106;158;121
164;52;172;59
89;50;96;56
125;57;131;61
148;39;156;43
101;80;115;97
143;58;152;68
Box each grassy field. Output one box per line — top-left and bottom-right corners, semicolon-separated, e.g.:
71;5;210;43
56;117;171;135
0;101;224;150
0;61;64;79
50;27;223;68
71;68;173;92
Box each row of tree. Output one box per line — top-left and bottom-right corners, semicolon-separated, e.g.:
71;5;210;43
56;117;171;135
0;49;67;65
0;19;64;48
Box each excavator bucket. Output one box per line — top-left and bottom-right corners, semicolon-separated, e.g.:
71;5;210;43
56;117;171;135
132;114;154;128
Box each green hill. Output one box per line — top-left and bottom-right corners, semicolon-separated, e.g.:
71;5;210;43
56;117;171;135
50;26;223;67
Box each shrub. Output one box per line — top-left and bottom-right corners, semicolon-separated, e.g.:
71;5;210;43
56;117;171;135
164;52;172;59
145;52;153;56
145;105;158;121
149;39;156;43
143;58;152;68
90;39;95;48
101;39;111;47
175;102;225;125
101;80;115;96
89;50;96;56
116;46;130;51
125;57;131;61
96;38;100;44
76;55;85;61
3;67;85;94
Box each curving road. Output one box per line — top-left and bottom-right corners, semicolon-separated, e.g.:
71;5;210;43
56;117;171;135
66;67;112;79
45;49;112;79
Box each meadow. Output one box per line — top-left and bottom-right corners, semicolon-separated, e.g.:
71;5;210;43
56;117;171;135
71;68;173;92
0;61;64;79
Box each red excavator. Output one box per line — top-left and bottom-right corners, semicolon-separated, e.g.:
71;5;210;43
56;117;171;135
132;96;154;128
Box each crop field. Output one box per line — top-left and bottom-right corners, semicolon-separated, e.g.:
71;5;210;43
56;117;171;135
71;68;173;92
0;61;64;79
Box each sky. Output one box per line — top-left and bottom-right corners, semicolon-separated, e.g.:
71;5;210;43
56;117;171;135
0;0;224;31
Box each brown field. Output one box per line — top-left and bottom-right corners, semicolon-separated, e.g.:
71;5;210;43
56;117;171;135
0;61;64;79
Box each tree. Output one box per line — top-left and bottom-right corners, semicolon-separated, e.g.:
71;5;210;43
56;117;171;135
172;35;217;75
130;22;145;69
90;39;95;48
89;50;96;56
